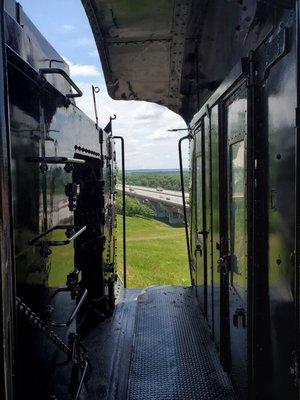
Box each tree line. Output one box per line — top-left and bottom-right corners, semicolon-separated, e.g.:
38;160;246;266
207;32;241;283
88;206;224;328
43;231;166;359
125;172;189;191
115;170;190;218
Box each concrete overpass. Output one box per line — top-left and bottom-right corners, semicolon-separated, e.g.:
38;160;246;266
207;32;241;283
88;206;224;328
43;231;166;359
116;184;190;225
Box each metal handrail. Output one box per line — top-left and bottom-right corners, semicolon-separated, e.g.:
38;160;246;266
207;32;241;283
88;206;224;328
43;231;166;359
28;225;86;247
45;287;88;327
178;134;193;283
39;68;83;98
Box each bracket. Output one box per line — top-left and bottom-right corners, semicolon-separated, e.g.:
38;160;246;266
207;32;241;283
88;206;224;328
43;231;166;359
26;156;85;173
254;26;288;82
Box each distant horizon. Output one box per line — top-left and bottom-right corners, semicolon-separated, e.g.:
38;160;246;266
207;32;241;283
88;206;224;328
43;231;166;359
125;168;188;172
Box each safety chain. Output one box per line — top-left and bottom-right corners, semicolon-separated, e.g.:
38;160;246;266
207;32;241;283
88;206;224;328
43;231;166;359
16;297;91;399
16;297;72;357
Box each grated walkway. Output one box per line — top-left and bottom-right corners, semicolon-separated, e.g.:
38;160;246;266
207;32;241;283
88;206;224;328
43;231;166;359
84;285;236;399
127;286;236;400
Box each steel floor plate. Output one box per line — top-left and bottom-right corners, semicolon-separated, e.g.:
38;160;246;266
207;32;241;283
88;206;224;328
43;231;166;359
126;286;236;400
84;285;236;400
83;286;140;400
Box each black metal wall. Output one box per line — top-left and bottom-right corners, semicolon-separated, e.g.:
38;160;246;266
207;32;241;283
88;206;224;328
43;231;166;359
189;7;299;398
3;2;117;398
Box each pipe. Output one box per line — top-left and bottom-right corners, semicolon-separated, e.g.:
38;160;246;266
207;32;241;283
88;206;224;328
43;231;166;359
92;85;99;128
112;136;127;288
178;134;192;283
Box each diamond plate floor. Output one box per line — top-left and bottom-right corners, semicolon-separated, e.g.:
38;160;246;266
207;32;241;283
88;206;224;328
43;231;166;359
127;286;236;400
84;285;236;400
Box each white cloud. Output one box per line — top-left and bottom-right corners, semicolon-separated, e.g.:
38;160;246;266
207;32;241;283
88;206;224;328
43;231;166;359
62;56;100;77
148;129;178;141
70;64;100;77
65;61;188;170
130;103;165;121
62;24;75;32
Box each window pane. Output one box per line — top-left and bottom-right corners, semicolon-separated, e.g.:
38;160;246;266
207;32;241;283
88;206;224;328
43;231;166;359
230;140;246;288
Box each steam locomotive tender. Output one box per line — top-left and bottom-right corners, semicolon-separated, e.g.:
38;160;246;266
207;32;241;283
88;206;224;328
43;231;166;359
1;1;117;398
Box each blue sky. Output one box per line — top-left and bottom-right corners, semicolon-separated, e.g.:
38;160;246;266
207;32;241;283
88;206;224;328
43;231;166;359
21;0;188;169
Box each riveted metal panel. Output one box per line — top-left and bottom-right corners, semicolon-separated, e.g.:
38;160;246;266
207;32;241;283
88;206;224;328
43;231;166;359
264;16;297;399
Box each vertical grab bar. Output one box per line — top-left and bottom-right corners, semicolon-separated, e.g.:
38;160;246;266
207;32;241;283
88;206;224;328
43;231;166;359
178;134;193;283
112;136;127;288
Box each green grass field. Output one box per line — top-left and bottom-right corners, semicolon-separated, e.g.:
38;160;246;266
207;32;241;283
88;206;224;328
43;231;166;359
117;215;189;288
47;215;190;289
48;230;75;287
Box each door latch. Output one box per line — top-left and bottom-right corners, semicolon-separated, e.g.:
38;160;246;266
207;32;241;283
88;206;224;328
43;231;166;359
217;255;231;274
194;243;202;256
233;307;246;328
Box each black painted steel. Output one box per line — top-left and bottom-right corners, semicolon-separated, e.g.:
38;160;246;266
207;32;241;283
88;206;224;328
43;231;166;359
3;4;117;397
3;1;300;399
296;0;300;395
189;9;299;397
0;1;15;398
39;67;83;98
112;135;126;288
225;83;248;399
264;16;297;397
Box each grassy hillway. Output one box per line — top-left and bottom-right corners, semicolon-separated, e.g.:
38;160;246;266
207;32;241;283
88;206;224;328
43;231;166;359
117;215;190;288
48;215;190;289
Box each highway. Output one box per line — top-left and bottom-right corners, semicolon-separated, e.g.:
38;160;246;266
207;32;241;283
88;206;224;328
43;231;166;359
116;184;190;209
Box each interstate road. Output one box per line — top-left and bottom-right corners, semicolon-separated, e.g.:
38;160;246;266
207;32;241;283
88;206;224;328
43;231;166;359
116;184;190;209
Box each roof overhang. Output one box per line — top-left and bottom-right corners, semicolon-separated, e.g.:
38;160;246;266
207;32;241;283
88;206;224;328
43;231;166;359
83;0;190;113
82;0;293;122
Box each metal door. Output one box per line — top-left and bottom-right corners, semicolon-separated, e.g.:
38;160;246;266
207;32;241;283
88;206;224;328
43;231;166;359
225;84;248;397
